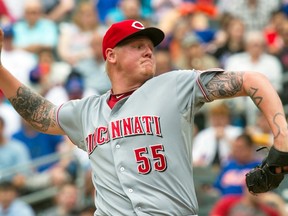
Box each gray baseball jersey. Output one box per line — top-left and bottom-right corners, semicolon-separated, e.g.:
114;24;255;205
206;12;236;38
57;68;224;216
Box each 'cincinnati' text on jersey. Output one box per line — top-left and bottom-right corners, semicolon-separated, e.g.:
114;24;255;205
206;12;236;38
85;115;162;155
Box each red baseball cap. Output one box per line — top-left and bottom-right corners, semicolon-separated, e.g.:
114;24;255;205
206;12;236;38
102;20;165;60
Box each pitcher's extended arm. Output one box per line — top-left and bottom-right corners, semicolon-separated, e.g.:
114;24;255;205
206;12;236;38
206;71;288;152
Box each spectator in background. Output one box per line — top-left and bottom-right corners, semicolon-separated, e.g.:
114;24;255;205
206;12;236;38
210;184;282;216
154;48;175;76
175;32;219;70
12;0;58;55
38;183;80;216
168;18;190;65
263;9;287;55
0;181;35;216
213;133;260;196
29;48;71;95
1;24;37;88
40;0;75;23
105;0;151;25
63;72;87;100
12;119;65;173
10;119;74;192
211;12;235;50
45;70;96;105
74;28;111;95
217;0;281;32
151;0;182;24
93;0;119;24
0;116;32;182
212;17;245;68
159;4;218;64
225;30;283;125
226;30;283;92
192;102;243;169
57;1;99;66
187;11;217;46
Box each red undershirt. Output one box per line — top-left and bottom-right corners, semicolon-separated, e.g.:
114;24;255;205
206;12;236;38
107;90;135;109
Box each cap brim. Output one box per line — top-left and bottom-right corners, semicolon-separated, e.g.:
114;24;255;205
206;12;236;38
116;27;165;47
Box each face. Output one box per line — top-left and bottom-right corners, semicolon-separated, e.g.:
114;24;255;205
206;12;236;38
24;2;42;26
121;0;140;19
186;43;203;58
79;5;97;29
0;189;16;209
110;37;156;83
57;184;78;210
231;137;253;164
228;19;245;40
210;114;229;127
246;40;264;57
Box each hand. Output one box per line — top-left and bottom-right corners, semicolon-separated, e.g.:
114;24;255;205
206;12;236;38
245;146;288;194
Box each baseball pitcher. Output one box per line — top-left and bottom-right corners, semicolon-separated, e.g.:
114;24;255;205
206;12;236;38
0;20;287;216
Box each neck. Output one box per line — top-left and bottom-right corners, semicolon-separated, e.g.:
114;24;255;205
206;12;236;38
111;86;140;95
109;73;144;95
107;64;153;94
250;55;260;63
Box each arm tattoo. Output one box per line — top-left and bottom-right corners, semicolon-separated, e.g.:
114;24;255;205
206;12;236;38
273;113;286;139
248;87;263;108
8;85;56;132
206;71;243;99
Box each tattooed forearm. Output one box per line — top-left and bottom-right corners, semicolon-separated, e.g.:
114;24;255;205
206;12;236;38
8;85;56;132
206;71;243;99
273;113;286;139
248;87;263;108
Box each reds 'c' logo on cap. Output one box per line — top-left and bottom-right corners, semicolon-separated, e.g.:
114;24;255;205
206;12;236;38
102;20;165;60
131;21;145;30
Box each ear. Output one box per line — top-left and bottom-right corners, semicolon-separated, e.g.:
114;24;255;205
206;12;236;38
105;48;116;63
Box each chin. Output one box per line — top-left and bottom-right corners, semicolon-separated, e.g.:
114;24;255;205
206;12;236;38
148;66;156;74
145;70;155;78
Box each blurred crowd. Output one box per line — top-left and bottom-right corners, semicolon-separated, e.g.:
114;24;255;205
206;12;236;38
0;0;288;215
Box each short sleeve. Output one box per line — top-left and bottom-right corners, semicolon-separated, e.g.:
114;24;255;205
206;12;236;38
196;68;225;103
174;68;224;115
56;100;86;150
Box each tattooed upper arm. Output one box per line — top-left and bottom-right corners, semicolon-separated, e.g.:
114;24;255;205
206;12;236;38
205;71;244;100
8;85;63;134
